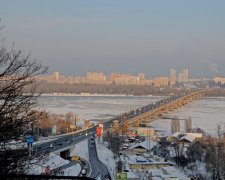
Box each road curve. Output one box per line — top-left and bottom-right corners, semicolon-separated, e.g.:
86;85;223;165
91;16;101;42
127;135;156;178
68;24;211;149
88;136;110;180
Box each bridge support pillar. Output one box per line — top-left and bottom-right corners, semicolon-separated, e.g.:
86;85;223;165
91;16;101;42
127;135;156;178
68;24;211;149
150;113;156;120
60;149;71;160
135;118;142;128
163;107;170;114
144;115;150;126
178;101;183;107
157;110;163;116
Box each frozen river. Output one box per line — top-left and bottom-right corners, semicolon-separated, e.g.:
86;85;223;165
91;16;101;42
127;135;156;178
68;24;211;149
38;95;225;135
38;95;162;121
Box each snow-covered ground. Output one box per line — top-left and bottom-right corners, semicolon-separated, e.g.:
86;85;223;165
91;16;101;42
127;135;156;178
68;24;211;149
70;139;89;159
120;152;189;180
26;153;81;176
95;140;116;178
27;153;69;174
93;138;190;179
63;165;81;176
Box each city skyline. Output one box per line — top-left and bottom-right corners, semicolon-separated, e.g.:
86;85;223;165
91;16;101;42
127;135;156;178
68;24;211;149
1;0;225;77
37;68;192;87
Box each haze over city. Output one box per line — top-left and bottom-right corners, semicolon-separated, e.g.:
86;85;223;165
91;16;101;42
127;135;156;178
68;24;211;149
1;1;225;179
1;0;225;77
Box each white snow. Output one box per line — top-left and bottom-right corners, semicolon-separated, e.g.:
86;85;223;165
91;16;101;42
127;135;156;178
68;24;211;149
26;153;81;176
26;153;69;175
63;164;81;176
129;140;157;151
70;139;89;159
95;140;116;178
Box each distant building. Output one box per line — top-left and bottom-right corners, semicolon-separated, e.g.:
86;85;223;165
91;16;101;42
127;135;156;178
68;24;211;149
153;77;169;87
214;76;225;85
178;69;189;83
169;69;176;86
114;77;129;85
110;73;140;85
86;72;106;82
183;68;189;82
138;73;145;80
109;73;123;81
52;71;60;81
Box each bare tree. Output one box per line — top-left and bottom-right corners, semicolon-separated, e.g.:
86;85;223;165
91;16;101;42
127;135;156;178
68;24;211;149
110;132;121;157
121;115;128;135
186;141;204;163
205;125;225;179
116;160;123;173
0;33;47;174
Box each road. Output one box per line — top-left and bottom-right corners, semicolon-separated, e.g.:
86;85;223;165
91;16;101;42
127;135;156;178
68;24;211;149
88;136;110;180
33;127;97;156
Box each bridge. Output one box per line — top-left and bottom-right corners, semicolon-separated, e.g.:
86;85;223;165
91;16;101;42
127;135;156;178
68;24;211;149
33;89;207;178
102;89;207;132
34;89;207;155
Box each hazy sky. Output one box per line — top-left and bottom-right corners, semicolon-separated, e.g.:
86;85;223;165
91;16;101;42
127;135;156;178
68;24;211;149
0;0;225;77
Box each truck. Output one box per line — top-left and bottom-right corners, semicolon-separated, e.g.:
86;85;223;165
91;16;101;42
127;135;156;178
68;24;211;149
71;156;80;161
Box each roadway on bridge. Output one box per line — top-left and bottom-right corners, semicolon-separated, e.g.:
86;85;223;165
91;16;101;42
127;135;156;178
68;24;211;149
33;127;96;156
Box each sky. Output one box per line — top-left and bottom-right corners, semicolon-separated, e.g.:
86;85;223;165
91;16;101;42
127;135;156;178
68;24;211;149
0;0;225;77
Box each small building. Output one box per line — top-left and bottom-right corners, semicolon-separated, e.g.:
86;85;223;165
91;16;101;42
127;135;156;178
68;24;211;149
129;140;156;153
171;132;203;144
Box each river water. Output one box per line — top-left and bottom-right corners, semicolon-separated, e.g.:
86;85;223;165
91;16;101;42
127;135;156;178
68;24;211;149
38;95;225;135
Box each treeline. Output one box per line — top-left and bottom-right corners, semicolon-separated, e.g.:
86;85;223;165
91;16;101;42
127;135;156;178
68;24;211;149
36;81;185;96
30;111;82;138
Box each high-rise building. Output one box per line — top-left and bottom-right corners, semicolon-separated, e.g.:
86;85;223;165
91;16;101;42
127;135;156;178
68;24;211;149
169;69;176;86
178;68;189;83
178;73;183;83
183;68;189;82
138;73;145;80
52;71;60;81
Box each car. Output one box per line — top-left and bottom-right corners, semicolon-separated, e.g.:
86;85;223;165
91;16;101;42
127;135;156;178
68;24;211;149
71;156;80;161
57;142;63;146
81;169;86;175
105;175;110;180
50;143;54;148
122;145;129;150
67;140;72;144
83;164;88;169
